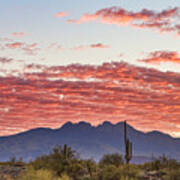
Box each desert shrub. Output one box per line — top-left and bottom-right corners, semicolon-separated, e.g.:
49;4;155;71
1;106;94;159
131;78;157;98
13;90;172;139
150;159;161;170
118;164;141;179
143;155;180;171
163;168;180;180
31;145;78;175
0;174;14;180
99;153;124;168
15;167;64;180
30;145;92;180
99;164;121;180
165;159;180;170
30;154;51;170
97;164;141;180
68;160;87;180
120;177;139;180
59;174;71;180
84;159;98;179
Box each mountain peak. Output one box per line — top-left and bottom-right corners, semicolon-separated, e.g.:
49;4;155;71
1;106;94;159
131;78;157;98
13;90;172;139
115;121;124;126
77;121;92;127
75;121;92;130
102;121;113;126
96;121;114;131
60;121;93;130
61;121;73;129
99;121;132;128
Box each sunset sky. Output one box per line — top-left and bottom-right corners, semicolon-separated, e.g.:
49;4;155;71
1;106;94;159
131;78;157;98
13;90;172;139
1;0;180;137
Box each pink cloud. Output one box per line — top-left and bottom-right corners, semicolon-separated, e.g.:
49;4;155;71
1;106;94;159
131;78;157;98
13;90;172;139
5;42;39;56
73;43;110;51
1;61;180;136
90;43;110;49
0;57;13;64
0;38;13;42
6;42;24;49
55;12;68;18
68;6;180;35
139;51;180;64
22;43;39;56
47;43;110;51
12;32;25;38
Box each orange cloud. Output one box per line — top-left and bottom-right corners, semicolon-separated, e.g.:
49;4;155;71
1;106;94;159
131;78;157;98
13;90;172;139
90;43;109;49
55;12;68;18
73;43;110;50
139;51;180;64
22;43;39;55
1;62;180;136
5;42;39;56
6;42;24;49
0;37;13;42
47;43;110;51
12;32;25;38
68;6;180;35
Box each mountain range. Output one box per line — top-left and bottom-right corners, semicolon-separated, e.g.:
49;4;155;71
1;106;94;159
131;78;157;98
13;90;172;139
0;121;179;164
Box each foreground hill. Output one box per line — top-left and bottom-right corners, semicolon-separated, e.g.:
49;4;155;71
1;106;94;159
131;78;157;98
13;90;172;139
0;121;179;163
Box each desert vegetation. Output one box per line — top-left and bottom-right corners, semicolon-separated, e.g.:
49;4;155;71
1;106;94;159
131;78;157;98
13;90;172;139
0;144;180;180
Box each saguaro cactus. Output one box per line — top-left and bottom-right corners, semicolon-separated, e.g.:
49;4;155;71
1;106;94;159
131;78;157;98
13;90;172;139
124;121;133;164
63;144;68;160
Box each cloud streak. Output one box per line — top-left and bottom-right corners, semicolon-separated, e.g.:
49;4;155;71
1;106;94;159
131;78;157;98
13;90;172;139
0;57;13;64
6;42;24;49
12;32;25;38
5;42;39;56
48;43;110;51
1;62;180;136
72;43;110;50
68;6;180;35
139;51;180;64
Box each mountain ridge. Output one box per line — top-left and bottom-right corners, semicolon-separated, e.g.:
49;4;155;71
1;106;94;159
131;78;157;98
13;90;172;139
1;121;172;138
0;121;179;163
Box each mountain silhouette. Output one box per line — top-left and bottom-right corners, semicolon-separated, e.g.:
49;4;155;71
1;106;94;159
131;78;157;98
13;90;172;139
0;121;179;163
